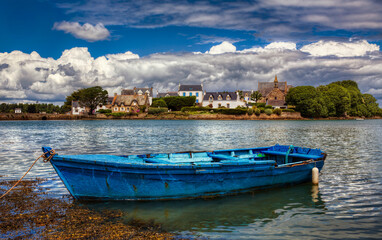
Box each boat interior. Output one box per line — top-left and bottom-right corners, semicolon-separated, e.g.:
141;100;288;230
126;144;325;166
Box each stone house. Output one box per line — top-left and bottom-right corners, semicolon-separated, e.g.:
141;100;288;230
202;92;246;109
121;87;153;105
257;75;292;108
111;94;150;113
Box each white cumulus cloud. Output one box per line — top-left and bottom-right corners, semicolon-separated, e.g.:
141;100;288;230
241;42;296;53
300;40;380;57
53;21;110;42
206;41;236;54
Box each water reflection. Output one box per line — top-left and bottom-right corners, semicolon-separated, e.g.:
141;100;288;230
84;184;325;233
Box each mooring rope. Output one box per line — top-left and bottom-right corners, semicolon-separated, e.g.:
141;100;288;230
0;149;56;199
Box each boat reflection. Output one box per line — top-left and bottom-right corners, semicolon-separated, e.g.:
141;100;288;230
84;183;326;232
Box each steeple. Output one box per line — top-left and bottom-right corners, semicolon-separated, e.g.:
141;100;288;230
274;75;278;88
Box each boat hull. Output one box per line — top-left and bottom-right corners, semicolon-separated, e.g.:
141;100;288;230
50;158;325;201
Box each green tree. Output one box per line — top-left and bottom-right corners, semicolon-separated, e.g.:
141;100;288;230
251;91;262;103
64;86;108;115
63;89;83;113
158;96;196;111
152;99;168;108
319;84;351;117
79;86;108;114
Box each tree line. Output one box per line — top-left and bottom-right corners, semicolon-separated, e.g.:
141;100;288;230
286;80;382;118
0;103;66;114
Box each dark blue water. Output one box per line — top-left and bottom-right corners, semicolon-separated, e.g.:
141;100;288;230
1;120;381;239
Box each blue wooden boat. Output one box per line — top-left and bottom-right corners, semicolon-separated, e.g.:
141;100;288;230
42;144;326;201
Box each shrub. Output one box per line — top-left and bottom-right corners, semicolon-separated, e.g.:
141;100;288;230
152;99;167;108
282;109;295;112
265;105;273;109
139;105;147;112
259;107;265;113
255;109;261;116
273;108;282;116
106;112;127;117
181;106;211;112
97;109;112;114
148;107;168;114
247;108;253;115
254;102;266;108
264;109;273;115
214;108;247;115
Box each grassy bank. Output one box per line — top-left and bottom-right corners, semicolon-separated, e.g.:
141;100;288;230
0;179;175;239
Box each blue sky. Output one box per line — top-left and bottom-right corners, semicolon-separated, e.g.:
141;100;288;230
1;0;382;104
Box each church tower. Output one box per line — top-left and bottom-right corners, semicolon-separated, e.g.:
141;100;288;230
274;75;278;88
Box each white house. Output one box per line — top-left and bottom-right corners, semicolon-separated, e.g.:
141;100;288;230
202;92;246;109
178;84;204;104
14;108;22;114
240;90;255;103
71;101;86;115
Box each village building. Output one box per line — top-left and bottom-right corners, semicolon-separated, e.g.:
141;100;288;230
14;108;22;114
156;91;178;98
111;93;150;113
257;75;292;108
202;92;246;109
238;90;255;103
178;84;204;104
121;87;153;105
71;101;86;115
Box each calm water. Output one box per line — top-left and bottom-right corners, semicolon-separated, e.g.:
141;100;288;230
1;120;382;239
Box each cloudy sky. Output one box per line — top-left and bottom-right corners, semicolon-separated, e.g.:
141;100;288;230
1;0;382;104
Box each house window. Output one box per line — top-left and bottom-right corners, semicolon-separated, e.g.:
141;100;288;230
189;92;192;96
121;107;125;111
114;107;118;111
218;103;221;108
209;96;213;102
196;92;199;97
226;95;231;100
275;97;277;100
183;92;186;96
227;103;230;108
196;99;198;103
218;95;222;100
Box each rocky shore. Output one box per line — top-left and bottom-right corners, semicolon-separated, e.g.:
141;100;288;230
0;179;175;239
0;112;380;121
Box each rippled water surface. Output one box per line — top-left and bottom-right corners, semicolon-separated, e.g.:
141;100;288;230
1;120;381;239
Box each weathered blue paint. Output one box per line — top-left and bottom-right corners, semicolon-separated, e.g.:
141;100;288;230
43;144;326;201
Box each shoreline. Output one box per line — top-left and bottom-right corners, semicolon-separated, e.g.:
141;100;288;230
0;179;175;239
0;112;381;121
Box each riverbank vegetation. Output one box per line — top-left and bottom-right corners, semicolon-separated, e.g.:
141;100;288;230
286;80;382;118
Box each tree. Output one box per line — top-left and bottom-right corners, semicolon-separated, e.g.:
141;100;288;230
64;86;108;115
79;86;108;114
251;91;262;103
152;99;168;108
159;96;196;111
63;89;83;113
